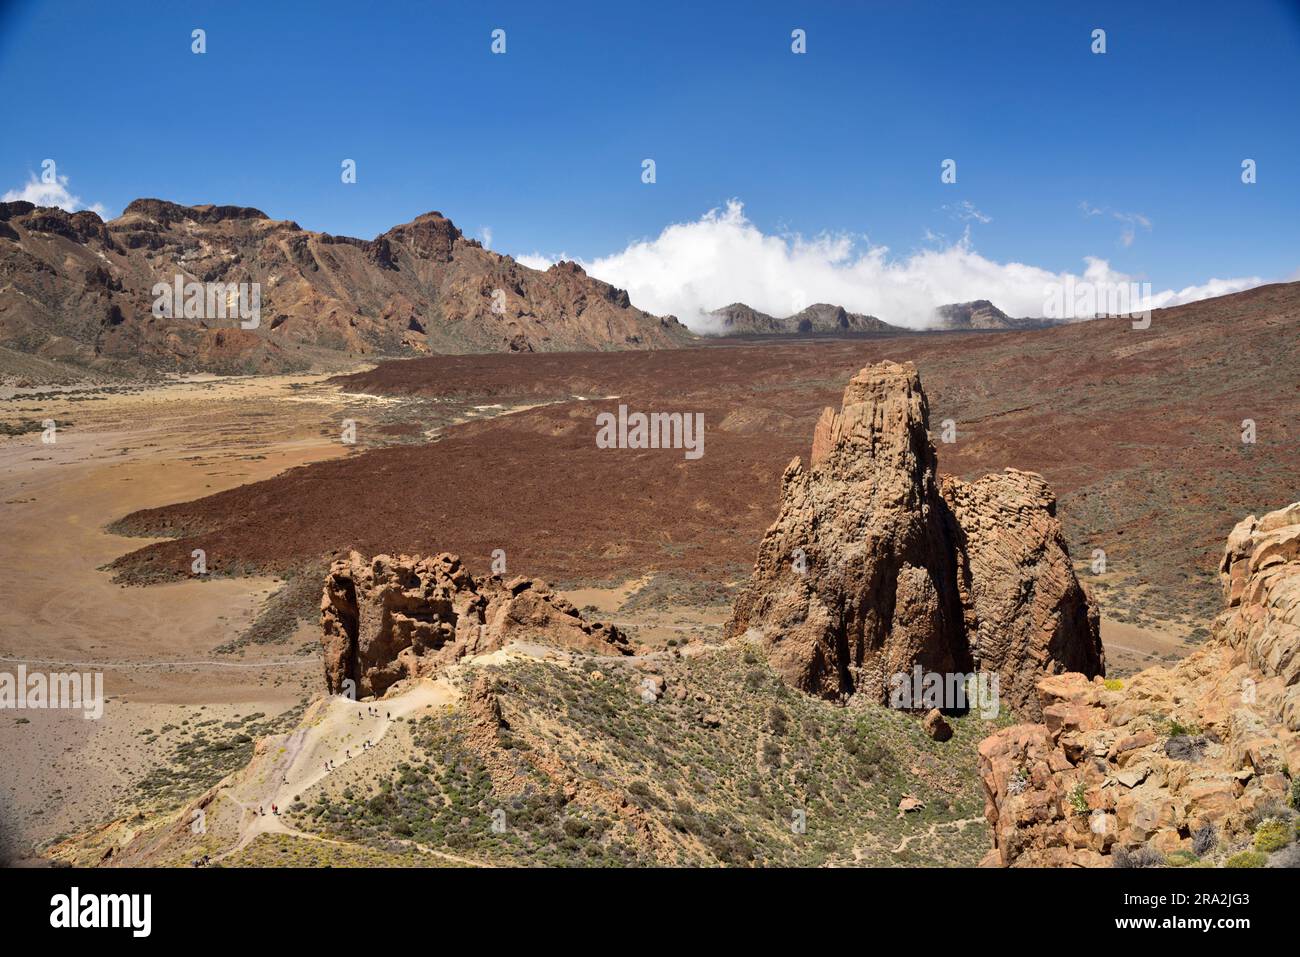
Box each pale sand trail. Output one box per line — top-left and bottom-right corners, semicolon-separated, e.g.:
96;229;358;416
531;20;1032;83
213;638;653;866
888;816;987;856
216;681;452;856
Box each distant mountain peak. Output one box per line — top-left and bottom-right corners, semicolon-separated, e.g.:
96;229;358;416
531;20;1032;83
932;300;1054;331
705;301;900;336
933;300;1010;328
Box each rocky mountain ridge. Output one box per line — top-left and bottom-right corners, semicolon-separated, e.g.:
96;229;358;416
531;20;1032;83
705;301;902;336
0;199;692;377
708;298;1057;335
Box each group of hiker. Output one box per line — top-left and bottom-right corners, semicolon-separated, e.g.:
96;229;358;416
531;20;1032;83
310;704;397;777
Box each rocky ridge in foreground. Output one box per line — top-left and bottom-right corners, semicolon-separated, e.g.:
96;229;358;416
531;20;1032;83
978;503;1300;867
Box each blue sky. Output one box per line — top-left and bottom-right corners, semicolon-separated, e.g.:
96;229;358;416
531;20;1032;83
2;0;1298;323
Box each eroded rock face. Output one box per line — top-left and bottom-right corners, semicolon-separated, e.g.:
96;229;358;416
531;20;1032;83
725;361;1102;714
943;469;1104;713
320;551;628;698
978;503;1300;867
1219;505;1300;729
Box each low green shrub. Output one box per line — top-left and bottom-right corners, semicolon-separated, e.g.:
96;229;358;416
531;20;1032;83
1224;850;1268;868
1253;817;1294;853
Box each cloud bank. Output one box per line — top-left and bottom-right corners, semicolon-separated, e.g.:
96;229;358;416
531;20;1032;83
516;201;1263;331
3;171;107;218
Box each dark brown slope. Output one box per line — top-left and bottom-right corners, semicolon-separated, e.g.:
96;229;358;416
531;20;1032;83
108;282;1298;633
0;199;692;378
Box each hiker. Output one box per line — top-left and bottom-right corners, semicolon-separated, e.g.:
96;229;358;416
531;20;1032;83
258;805;264;816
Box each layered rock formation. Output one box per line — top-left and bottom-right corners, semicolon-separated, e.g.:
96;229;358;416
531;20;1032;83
0;199;691;377
725;360;1102;714
978;503;1300;866
320;551;628;698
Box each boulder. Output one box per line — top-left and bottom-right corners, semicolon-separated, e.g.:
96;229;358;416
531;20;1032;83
897;796;925;815
922;708;953;742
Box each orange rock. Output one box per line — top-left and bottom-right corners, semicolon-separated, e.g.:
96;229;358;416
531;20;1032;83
922;708;953;742
320;551;629;697
977;500;1300;866
726;361;1102;714
1043;702;1105;739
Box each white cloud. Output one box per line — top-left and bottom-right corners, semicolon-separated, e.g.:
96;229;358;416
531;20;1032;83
515;200;1263;330
479;226;493;250
3;171;107;218
943;200;991;224
1114;211;1152;248
1080;201;1151;247
1132;272;1264;312
515;251;558;271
